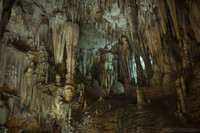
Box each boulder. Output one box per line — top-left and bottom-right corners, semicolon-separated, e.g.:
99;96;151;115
110;81;125;95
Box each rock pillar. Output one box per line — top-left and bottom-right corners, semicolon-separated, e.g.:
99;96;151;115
64;22;80;102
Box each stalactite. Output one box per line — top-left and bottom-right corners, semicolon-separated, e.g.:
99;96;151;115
157;0;167;35
99;51;117;95
49;14;66;64
190;1;200;27
0;45;31;125
0;45;30;92
135;55;145;86
118;0;124;15
188;11;200;42
166;0;181;41
70;7;75;23
126;0;139;57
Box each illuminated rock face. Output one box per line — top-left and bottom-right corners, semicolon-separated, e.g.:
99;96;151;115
0;0;200;132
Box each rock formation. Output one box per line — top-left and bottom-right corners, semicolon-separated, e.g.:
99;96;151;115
0;0;200;132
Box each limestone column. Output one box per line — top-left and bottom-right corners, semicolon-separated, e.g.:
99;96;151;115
64;22;80;101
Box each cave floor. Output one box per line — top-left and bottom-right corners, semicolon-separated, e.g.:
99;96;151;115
70;94;200;133
3;93;200;133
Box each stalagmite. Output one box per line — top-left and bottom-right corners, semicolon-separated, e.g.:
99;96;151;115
56;74;61;86
54;89;63;118
136;86;145;105
64;85;74;102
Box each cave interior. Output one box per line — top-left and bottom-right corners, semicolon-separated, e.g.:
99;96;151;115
0;0;200;132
